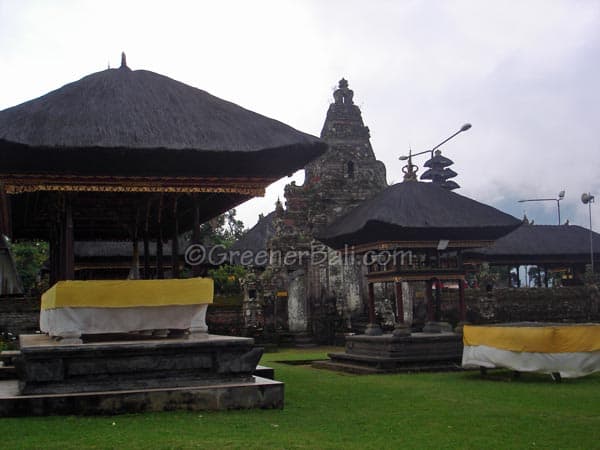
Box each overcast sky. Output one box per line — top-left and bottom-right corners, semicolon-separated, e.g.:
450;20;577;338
1;0;599;230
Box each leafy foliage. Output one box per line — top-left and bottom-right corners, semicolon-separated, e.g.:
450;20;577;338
207;264;247;296
10;240;49;294
194;208;246;248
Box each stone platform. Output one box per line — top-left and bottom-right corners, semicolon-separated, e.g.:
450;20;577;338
313;332;463;374
1;333;283;415
0;376;283;416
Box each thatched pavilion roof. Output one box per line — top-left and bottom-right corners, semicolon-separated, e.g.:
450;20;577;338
0;59;325;181
464;224;600;265
317;181;522;250
0;57;326;240
229;211;276;266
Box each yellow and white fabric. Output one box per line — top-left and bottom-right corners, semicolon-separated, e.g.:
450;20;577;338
462;323;600;378
40;278;213;339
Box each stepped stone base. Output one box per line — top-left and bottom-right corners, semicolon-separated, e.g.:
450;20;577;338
1;333;284;416
0;376;283;416
314;332;463;374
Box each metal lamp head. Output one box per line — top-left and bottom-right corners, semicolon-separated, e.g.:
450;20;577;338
558;190;565;200
582;193;595;204
460;123;472;132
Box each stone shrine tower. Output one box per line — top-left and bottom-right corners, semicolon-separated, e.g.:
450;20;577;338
266;79;387;342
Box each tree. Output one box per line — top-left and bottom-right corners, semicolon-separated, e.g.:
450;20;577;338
10;240;49;294
190;208;246;248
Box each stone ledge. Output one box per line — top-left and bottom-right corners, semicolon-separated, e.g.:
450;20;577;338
0;376;284;416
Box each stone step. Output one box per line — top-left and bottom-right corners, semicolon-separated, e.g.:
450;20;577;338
313;358;463;375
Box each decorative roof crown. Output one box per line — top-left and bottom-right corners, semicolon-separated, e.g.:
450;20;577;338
333;78;354;105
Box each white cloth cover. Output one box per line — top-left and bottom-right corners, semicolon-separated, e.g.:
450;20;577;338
40;304;208;338
462;344;600;378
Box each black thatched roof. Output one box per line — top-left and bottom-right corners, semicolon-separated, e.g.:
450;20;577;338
228;211;276;266
317;181;522;249
464;224;600;264
0;61;326;178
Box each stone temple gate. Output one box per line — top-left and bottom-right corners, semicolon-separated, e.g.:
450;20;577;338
234;79;388;343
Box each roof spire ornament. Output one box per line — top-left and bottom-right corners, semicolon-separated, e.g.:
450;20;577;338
120;52;127;69
332;78;354;105
420;149;459;190
402;149;419;182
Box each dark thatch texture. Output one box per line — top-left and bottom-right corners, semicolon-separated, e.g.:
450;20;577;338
317;181;522;249
229;212;276;266
0;64;326;178
464;224;600;265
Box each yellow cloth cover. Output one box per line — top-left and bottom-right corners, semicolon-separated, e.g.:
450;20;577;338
463;324;600;353
41;278;213;310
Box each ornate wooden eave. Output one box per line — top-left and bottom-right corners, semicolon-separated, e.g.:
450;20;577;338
337;239;496;254
2;174;275;196
366;270;466;284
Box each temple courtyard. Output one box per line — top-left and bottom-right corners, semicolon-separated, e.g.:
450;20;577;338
0;347;598;449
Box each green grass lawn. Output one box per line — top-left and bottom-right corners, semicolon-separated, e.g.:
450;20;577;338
1;347;599;449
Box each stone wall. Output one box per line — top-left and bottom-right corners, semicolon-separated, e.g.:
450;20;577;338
206;305;244;336
2;286;598;338
442;286;600;324
0;296;40;335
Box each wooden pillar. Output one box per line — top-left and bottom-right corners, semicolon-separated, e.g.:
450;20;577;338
367;282;376;324
0;182;11;239
426;280;434;321
434;279;442;321
171;196;179;279
192;197;202;277
143;199;151;279
63;195;74;280
394;281;404;324
507;266;512;288
131;237;140;279
49;228;59;286
156;195;164;279
458;278;466;322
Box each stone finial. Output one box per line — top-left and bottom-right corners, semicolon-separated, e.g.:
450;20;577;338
275;198;284;214
333;78;354;105
120;52;127;69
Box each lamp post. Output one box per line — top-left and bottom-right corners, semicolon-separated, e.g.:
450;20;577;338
518;191;565;225
399;123;472;162
581;193;595;274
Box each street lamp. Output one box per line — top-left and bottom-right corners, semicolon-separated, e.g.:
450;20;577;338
581;192;595;274
518;191;565;225
399;123;472;161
